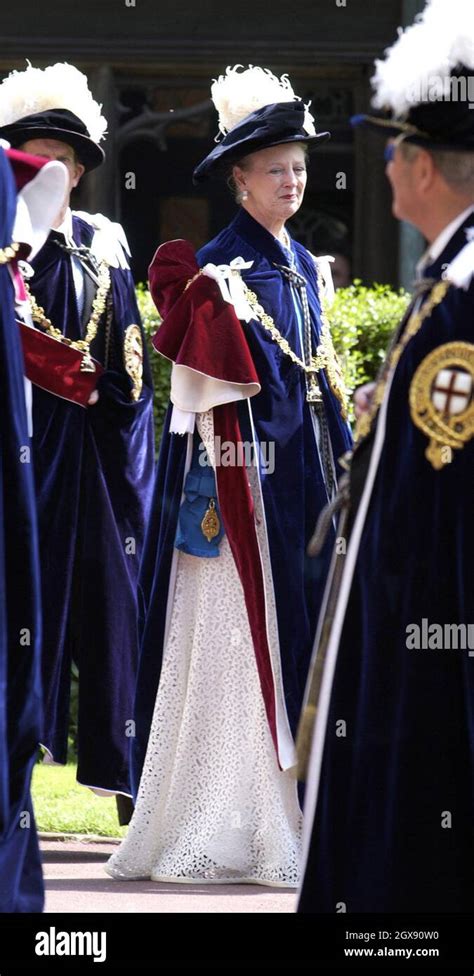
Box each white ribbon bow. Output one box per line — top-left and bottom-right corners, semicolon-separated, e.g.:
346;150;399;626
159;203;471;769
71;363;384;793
202;256;254;322
73;211;131;269
313;254;336;307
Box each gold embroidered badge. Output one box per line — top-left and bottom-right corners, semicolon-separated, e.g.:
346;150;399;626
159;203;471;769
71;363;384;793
124;324;143;401
201;498;221;542
409;341;474;469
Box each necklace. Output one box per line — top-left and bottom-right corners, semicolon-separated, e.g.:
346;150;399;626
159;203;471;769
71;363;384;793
241;267;349;419
242;281;317;375
24;260;111;373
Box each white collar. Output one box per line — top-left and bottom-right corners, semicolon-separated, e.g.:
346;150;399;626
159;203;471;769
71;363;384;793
54;208;74;241
417;204;474;276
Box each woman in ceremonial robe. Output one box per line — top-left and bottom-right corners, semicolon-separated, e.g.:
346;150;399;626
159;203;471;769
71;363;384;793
106;66;352;886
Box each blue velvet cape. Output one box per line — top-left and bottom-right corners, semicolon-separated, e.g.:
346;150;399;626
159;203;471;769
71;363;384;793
131;209;352;794
30;216;154;795
299;214;474;913
0;148;44;911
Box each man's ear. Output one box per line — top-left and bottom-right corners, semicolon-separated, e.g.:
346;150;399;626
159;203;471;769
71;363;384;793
416;149;437;192
72;162;85;188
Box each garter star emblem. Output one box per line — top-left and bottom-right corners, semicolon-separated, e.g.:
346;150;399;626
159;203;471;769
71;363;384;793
409;341;474;469
124;324;143;401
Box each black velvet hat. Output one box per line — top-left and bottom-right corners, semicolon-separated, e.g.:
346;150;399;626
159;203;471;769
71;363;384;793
352;67;474;152
193;101;330;185
0;108;105;172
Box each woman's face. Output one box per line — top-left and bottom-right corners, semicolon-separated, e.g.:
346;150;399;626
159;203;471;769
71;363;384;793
233;143;308;225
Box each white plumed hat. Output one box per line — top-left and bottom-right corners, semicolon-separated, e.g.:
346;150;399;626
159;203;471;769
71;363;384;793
0;62;107;171
352;0;474;150
372;0;474;116
193;64;329;184
211;65;314;137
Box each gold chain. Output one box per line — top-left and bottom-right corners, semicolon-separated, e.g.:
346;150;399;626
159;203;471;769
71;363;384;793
355;278;451;442
242;280;316;374
242;270;349;419
24;260;111;372
0;241;20;264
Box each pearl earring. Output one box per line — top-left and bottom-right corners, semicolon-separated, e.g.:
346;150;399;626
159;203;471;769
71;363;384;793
240;189;248;202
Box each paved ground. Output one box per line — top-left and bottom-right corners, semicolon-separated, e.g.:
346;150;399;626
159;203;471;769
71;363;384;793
40;839;297;913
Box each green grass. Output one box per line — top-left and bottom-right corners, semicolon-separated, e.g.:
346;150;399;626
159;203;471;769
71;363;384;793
31;761;127;838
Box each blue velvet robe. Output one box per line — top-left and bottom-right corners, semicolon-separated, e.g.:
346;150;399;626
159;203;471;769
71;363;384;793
299;214;474;913
0;148;44;911
131;209;352;795
30;216;154;795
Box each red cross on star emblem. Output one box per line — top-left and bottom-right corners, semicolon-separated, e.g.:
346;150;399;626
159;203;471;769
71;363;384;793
431;368;473;418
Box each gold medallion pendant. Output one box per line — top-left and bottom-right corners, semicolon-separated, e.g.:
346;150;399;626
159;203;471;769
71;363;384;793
201;498;221;542
409;341;474;469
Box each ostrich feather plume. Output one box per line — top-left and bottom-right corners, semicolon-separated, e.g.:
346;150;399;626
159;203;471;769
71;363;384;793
372;0;474;116
0;62;107;143
211;65;315;136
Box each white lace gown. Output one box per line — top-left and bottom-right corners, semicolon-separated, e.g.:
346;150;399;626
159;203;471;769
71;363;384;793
105;532;302;886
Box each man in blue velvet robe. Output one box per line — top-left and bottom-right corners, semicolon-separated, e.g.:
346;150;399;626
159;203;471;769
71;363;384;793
0;64;155;803
0;145;45;912
299;7;474;913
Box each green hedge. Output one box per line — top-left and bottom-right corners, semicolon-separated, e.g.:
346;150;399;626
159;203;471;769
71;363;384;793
330;281;410;413
139;279;411;440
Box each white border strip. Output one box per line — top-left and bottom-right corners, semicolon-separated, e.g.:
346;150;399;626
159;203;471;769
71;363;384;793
300;374;394;869
247;400;296;771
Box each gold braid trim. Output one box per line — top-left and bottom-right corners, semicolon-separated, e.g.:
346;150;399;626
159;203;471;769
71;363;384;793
355;279;451;442
0;242;20;264
24;260;111;373
184;270;203;290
